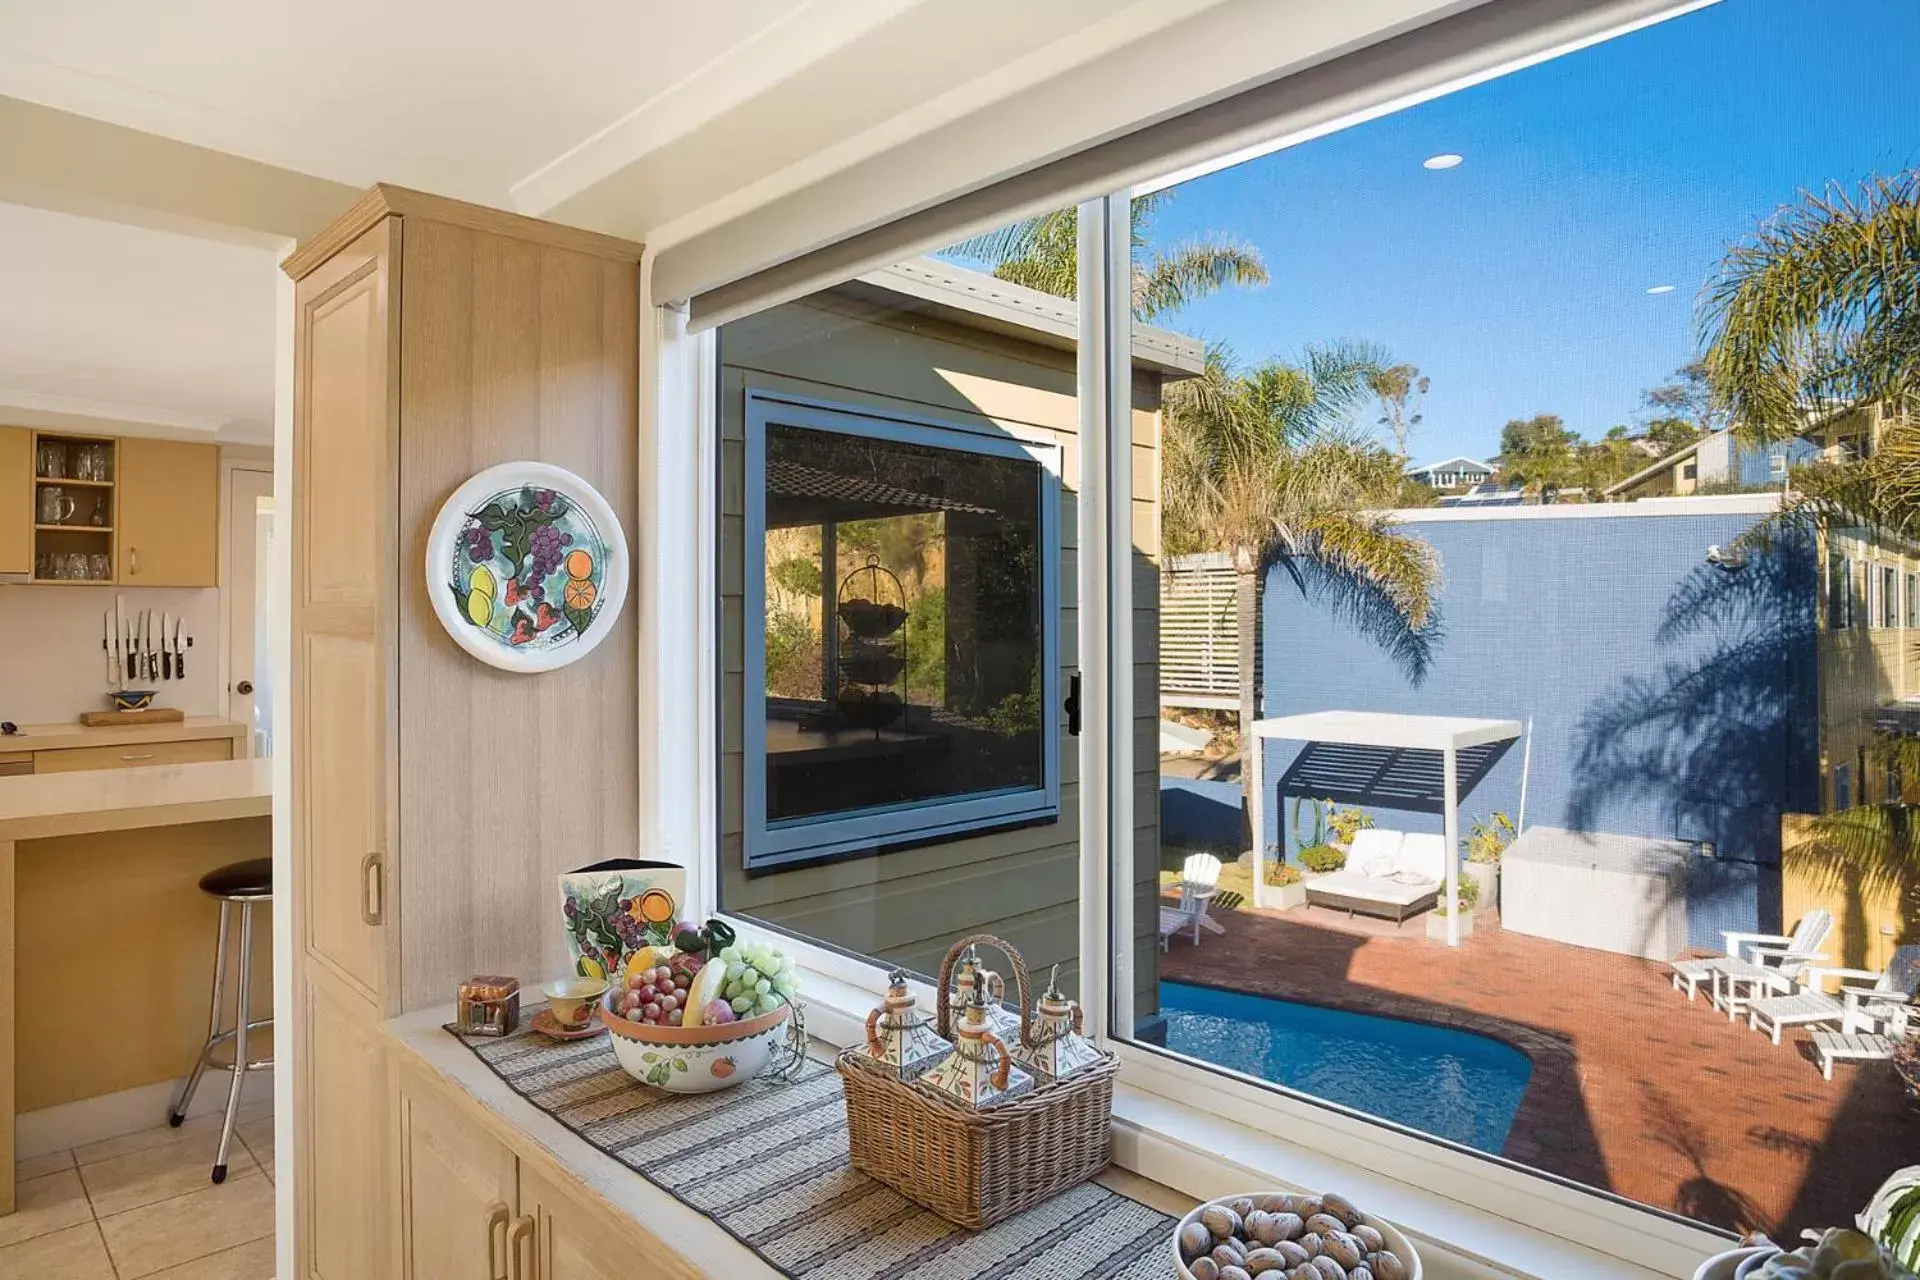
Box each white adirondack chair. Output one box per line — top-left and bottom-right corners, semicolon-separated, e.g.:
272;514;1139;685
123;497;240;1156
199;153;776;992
1158;852;1224;949
1669;909;1832;1002
1748;944;1919;1048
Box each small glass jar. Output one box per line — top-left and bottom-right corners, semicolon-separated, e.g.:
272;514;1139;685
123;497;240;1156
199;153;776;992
456;975;521;1037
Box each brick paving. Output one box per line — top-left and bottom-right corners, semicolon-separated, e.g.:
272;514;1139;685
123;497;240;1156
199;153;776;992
1157;901;1920;1238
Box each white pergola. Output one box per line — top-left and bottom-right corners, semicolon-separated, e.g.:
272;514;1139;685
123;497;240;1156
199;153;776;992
1247;710;1524;946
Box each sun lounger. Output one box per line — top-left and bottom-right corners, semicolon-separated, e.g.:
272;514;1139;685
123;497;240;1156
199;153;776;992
1809;1029;1906;1080
1748;945;1918;1046
1304;829;1444;924
1669;909;1831;1002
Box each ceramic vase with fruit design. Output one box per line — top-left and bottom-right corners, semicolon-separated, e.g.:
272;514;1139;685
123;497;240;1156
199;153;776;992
558;859;686;985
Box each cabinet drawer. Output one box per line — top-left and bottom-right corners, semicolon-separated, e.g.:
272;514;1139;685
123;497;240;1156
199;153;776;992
34;737;235;773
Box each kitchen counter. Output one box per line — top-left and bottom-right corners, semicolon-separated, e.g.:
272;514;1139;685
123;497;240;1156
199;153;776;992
0;755;270;840
1;756;273;1214
0;715;246;754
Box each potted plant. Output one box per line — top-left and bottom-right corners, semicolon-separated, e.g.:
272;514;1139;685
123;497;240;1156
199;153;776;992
1463;811;1514;914
1264;858;1308;910
1426;874;1479;941
1297;843;1347;876
1324;801;1373;852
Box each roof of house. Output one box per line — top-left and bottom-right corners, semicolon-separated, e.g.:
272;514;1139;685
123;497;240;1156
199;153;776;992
1407;456;1496;476
1601;432;1716;497
835;256;1207;379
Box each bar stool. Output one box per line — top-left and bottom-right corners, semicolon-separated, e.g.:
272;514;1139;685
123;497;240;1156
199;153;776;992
169;856;274;1184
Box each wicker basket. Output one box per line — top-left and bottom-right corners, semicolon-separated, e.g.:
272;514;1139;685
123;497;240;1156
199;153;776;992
836;933;1117;1230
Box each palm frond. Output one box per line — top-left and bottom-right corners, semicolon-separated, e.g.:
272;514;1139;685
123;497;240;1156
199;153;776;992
1132;241;1268;320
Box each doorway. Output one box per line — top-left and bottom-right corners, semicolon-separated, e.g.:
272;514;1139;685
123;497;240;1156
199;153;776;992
222;464;274;755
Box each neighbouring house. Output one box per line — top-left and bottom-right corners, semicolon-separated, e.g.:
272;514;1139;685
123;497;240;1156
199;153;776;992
717;255;1202;1018
1258;495;1861;957
1406;455;1498;490
1604;427;1820;501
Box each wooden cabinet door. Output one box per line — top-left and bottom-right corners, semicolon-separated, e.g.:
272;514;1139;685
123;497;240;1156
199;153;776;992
294;217;398;1003
117;436;218;585
302;972;389;1280
517;1165;693;1280
396;1068;517;1280
0;426;28;575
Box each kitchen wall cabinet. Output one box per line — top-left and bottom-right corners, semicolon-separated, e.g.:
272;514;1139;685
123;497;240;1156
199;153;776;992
287;185;640;1280
117;435;219;586
0;426;29;575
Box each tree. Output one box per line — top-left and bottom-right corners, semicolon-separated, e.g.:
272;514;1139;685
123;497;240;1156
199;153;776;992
1497;413;1582;493
946;193;1268;321
1701;172;1920;952
1368;363;1429;458
1162;342;1439;822
1703;173;1920;441
1640;359;1724;449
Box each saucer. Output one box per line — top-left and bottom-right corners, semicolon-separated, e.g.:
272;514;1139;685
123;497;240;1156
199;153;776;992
531;1006;607;1041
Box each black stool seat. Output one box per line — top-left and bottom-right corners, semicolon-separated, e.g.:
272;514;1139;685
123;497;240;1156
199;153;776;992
198;858;273;899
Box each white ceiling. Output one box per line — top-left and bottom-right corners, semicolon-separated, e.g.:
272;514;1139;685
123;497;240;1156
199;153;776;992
0;201;279;442
0;0;911;207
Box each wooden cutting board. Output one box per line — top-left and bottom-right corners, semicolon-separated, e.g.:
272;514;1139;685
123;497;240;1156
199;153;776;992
78;707;186;727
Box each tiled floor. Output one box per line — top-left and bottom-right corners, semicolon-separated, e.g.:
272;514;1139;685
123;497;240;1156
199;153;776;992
1158;901;1920;1240
4;1103;275;1280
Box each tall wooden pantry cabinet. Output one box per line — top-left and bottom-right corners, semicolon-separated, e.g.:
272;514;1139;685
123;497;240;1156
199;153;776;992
285;186;641;1280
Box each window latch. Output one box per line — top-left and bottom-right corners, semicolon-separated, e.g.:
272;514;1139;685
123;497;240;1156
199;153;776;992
1064;672;1082;737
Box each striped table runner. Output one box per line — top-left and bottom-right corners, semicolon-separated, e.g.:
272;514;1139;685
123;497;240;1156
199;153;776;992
449;1025;1176;1280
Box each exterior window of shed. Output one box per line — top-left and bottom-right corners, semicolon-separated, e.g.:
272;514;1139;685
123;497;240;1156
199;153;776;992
740;394;1060;869
1884;565;1899;628
1907;572;1916;627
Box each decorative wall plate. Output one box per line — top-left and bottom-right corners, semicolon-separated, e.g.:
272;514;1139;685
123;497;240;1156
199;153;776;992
425;462;629;673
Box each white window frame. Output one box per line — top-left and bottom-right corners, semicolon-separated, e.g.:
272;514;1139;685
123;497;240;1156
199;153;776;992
738;390;1062;870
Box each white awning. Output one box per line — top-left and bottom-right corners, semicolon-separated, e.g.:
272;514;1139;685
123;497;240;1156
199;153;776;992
1252;711;1522;752
1246;710;1525;947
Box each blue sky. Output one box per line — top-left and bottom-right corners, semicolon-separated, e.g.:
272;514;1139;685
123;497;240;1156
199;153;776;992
1073;0;1920;466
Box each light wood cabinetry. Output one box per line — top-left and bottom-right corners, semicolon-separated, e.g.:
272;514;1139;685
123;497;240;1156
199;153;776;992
31;736;233;772
0;426;29;575
394;1066;517;1280
118;435;219;585
517;1165;654;1280
288;185;640;1280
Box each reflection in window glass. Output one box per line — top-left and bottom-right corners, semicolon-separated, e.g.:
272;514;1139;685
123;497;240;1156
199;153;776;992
1126;0;1919;1246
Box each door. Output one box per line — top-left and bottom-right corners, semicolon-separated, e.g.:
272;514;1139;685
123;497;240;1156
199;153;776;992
517;1165;693;1280
295;218;396;1002
118;436;219;585
303;972;389;1280
395;1071;517;1280
0;426;28;575
224;466;274;753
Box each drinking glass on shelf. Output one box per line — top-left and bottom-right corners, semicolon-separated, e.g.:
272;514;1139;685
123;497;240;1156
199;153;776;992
64;553;88;580
35;440;66;478
90;497;109;526
87;553;111;580
34;552;50;579
37;486;77;524
84;444;113;481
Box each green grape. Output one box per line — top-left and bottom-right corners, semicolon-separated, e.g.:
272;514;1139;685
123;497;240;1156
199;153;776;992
718;947;738;964
740;967;760;986
755;978;772;995
730;994;753;1013
772;975;796;997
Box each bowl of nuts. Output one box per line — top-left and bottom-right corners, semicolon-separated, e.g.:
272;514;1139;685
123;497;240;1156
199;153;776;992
1172;1191;1421;1280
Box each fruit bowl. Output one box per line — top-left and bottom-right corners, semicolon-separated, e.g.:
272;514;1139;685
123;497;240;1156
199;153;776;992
602;994;791;1094
1171;1191;1421;1280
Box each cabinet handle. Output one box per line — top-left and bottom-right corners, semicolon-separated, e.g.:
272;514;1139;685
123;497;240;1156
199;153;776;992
129;547;140;577
360;852;383;926
484;1201;510;1280
120;752;156;761
508;1214;535;1280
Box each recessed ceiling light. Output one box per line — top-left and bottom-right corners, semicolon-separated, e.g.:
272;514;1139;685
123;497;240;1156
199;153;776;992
1423;153;1464;170
1646;284;1677;295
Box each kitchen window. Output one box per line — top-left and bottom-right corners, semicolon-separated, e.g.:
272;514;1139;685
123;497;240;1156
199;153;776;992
739;393;1061;870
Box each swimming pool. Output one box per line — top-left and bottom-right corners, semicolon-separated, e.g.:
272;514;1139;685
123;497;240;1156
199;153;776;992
1157;982;1532;1153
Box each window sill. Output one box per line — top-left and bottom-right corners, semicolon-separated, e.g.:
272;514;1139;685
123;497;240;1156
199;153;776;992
789;957;1726;1280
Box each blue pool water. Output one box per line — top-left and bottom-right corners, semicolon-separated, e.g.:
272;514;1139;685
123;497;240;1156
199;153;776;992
1157;982;1532;1153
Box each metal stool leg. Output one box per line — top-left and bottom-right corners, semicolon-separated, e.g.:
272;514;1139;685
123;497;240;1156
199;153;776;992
171;899;231;1127
212;901;254;1184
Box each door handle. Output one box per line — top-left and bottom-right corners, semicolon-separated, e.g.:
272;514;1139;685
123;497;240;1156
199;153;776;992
508;1214;534;1280
1063;672;1082;737
235;680;254;695
360;852;384;926
484;1201;510;1280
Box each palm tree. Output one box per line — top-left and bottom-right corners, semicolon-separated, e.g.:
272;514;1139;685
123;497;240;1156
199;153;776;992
1703;173;1920;442
1163;342;1439;822
1703;173;1920;955
945;194;1267;321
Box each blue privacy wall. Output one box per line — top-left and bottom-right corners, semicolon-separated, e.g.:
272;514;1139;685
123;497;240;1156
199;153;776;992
1260;507;1818;940
1161;775;1244;850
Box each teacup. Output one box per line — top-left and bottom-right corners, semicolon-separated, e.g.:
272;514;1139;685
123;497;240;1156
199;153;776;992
543;976;608;1031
